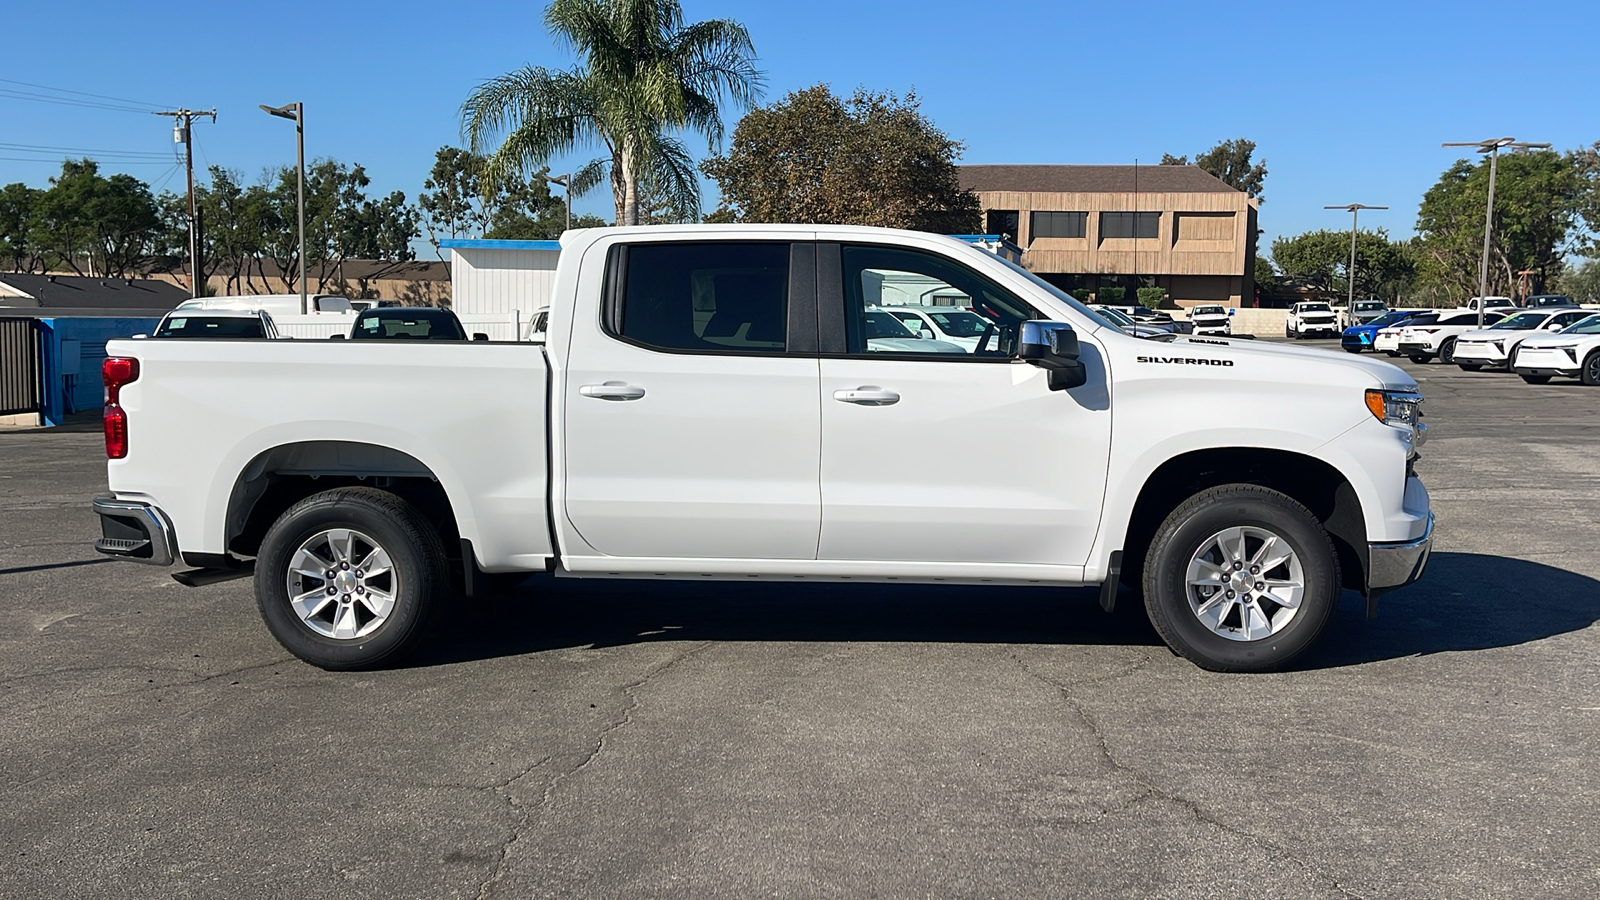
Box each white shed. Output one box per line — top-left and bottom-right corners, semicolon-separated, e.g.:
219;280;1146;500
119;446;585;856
442;238;561;319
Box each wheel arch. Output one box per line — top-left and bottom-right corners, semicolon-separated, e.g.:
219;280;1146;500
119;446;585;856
1116;447;1368;598
224;441;461;563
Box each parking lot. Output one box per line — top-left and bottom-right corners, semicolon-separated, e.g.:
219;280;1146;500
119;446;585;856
2;347;1597;899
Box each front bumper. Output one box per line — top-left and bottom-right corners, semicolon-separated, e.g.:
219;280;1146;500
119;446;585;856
92;495;177;566
1452;342;1509;365
1397;341;1436;355
1368;512;1433;594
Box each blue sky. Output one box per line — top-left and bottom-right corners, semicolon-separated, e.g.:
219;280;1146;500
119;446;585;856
5;0;1596;259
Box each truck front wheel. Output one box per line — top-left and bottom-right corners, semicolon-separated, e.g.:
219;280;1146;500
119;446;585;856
255;487;448;670
1142;485;1339;672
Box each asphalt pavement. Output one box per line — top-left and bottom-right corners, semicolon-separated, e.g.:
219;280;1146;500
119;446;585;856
2;347;1598;899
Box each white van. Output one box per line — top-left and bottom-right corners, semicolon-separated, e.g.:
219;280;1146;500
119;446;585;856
173;294;355;316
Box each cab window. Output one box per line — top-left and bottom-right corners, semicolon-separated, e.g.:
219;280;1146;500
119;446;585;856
840;245;1035;357
614;242;789;353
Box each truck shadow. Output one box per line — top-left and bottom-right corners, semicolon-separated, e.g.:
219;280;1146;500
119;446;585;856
412;552;1599;671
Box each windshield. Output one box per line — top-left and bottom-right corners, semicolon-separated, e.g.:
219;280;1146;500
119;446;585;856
1299;303;1332;313
991;254;1095;319
351;310;466;340
155;315;264;338
1366;311;1413;329
1561;314;1600;335
1491;312;1549;330
862;311;917;339
923;310;992;337
1193;306;1226;317
1356;301;1385;311
1091;306;1135;327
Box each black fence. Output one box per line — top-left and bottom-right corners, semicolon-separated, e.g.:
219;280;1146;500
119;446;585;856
1;317;43;417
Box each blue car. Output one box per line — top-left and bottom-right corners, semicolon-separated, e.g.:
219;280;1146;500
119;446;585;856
1342;309;1426;353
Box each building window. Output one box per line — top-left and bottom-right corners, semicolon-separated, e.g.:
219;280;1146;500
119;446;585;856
1100;212;1160;240
1029;211;1087;241
985;210;1019;244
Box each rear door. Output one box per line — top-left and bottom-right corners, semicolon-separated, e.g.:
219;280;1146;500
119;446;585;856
561;239;822;560
815;241;1111;567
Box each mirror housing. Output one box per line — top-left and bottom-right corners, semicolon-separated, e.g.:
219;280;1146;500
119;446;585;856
1018;320;1087;391
473;332;490;342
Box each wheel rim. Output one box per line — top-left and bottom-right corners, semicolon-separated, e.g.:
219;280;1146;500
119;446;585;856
1440;340;1455;363
1185;526;1304;642
285;528;399;640
1587;355;1600;382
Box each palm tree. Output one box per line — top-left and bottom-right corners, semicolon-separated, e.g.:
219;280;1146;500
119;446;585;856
462;0;762;227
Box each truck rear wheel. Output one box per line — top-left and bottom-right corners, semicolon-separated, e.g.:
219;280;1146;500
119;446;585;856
255;487;448;670
1142;485;1339;672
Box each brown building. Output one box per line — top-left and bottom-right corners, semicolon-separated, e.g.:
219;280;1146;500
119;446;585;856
960;165;1259;308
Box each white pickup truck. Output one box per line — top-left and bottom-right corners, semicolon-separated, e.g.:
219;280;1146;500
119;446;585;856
92;225;1433;673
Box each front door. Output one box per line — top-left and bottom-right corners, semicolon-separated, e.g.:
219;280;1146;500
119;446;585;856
817;243;1111;567
562;240;821;560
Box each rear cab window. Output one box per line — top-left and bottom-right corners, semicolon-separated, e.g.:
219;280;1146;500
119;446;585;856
611;242;791;353
155;316;265;339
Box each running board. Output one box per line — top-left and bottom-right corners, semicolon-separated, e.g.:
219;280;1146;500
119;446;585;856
171;564;255;587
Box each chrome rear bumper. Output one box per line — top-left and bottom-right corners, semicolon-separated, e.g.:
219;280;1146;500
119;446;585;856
92;495;178;566
1368;513;1433;595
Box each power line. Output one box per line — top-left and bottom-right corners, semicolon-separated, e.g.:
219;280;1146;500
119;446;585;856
0;77;172;110
0;155;173;164
0;88;156;114
0;142;172;159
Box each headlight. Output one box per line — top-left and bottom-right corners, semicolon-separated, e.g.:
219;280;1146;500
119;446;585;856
1365;389;1427;451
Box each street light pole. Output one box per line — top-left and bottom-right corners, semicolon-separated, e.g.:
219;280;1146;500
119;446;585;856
1324;203;1387;314
544;173;571;234
1442;137;1551;327
260;102;308;314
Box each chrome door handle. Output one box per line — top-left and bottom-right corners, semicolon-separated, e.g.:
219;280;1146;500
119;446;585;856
579;381;646;401
833;386;900;406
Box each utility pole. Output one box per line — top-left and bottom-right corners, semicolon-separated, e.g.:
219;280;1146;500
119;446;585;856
1442;137;1551;327
154;108;216;298
1324;204;1387;314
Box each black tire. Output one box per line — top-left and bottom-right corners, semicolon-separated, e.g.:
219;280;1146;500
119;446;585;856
1142;484;1340;673
1583;351;1600;387
255;487;448;670
1439;338;1457;364
1520;374;1552;384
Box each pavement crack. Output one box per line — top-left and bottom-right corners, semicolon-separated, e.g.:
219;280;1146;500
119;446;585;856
1009;650;1368;900
473;641;711;899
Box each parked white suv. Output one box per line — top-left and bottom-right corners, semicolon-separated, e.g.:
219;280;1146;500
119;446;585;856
1512;313;1600;385
1286;302;1339;339
1341;300;1389;329
1188;305;1232;336
876;305;997;352
1397;311;1509;364
1374;311;1439;356
1452;308;1590;371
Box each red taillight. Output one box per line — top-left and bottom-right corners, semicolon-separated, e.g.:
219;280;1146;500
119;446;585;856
102;357;138;459
104;405;128;459
103;356;139;405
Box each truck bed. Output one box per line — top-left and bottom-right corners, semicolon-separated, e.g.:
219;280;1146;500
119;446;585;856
103;339;553;571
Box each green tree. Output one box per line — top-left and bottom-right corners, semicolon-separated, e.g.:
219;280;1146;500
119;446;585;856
418;146;604;255
700;85;980;233
1414;150;1579;299
1271;228;1413;301
31;159;161;277
461;0;763;226
1161;139;1267;200
1555;258;1600;302
0;182;45;273
261;159;418;295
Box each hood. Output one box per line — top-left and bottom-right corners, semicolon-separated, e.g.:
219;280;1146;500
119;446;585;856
1168;334;1417;390
1519;331;1595;349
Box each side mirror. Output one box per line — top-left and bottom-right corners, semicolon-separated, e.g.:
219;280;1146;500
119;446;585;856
1018;320;1087;391
473;332;490;342
327;334;346;340
1548;323;1564;330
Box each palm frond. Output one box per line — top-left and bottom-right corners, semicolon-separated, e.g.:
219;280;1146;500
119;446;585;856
570;157;610;198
